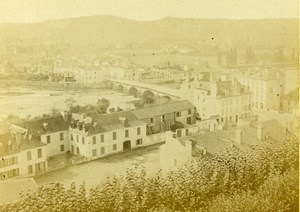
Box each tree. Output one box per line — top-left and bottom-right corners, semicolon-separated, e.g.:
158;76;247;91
96;98;110;114
65;98;76;111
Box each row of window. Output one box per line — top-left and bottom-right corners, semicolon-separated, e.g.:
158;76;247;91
46;132;64;144
71;128;142;145
176;109;193;117
0;168;19;180
27;148;43;161
0;156;18;168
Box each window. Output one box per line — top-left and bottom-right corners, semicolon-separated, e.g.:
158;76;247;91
150;118;154;123
176;112;181;117
82;137;85;144
113;144;117;151
76;135;79;143
70;133;74;141
28;165;33;174
113;132;117;140
161;115;165;121
136;139;143;145
93;136;96;144
71;145;74;153
60;133;64;141
125;130;129;137
137;127;141;135
76;147;79;154
37;149;42;158
101;147;105;154
188;109;192;115
185;129;189;136
100;134;104;143
92;149;97;157
46;135;51;144
27;151;32;161
60;145;65;152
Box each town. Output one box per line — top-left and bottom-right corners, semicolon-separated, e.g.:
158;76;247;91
0;10;298;210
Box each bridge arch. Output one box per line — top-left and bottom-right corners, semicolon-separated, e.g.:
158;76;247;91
142;90;155;98
128;87;138;97
117;84;124;91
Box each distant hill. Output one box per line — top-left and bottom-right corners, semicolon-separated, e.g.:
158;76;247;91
0;16;298;49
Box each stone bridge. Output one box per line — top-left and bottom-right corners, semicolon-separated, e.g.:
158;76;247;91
107;78;181;99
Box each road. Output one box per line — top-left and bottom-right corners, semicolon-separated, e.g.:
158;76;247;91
34;145;162;190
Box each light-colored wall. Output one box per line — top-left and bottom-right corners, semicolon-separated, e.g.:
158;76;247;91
160;131;192;171
69;124;147;159
41;130;69;157
0;145;47;179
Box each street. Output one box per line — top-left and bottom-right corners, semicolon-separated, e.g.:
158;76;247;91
34;145;162;190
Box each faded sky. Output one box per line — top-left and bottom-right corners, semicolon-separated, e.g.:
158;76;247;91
0;0;298;23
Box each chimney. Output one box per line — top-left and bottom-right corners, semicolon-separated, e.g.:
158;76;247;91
235;128;243;144
185;140;195;156
43;122;48;131
257;122;265;141
119;117;128;126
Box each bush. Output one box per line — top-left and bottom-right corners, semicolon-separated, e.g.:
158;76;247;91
2;136;298;211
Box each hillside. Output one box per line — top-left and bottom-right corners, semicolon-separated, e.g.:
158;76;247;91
0;16;298;49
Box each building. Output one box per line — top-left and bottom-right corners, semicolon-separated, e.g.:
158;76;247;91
11;115;70;158
68;111;147;160
132;100;196;134
0;133;47;180
160;119;292;170
280;89;299;117
237;68;285;111
181;73;252;125
75;67;105;84
0;178;38;204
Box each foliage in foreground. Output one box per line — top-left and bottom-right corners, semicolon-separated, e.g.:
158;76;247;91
1;136;298;211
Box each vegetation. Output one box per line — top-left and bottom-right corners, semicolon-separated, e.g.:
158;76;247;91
1;135;298;211
66;98;110;115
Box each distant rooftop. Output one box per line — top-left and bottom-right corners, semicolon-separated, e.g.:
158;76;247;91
132;100;195;120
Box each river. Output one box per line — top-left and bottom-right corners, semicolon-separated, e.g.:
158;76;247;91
0;84;139;119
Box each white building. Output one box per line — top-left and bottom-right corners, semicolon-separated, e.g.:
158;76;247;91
75;67;106;84
11;115;70;158
237;68;285;111
0;133;47;180
181;72;252;125
68;111;147;160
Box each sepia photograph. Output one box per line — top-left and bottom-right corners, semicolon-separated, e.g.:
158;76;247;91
0;0;299;211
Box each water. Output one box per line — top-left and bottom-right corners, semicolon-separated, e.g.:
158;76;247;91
0;86;140;119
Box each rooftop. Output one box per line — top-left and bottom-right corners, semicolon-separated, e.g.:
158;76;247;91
132;100;195;119
0;133;45;157
15;115;70;135
70;111;146;135
0;178;38;204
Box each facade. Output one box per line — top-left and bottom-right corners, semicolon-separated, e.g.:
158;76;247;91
280;89;299;117
0;134;47;180
181;74;252;125
75;67;105;84
160;119;292;170
132;100;196;134
68;111;147;159
237;68;285;111
11;115;70;158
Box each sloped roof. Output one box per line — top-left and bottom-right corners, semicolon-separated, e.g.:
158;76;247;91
132;100;195;119
71;111;146;135
0;178;38;204
178;129;235;155
15;115;70;135
0;133;45;157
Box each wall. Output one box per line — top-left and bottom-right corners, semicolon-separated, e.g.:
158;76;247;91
41;130;69;157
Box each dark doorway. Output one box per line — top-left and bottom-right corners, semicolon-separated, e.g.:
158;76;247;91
123;140;131;151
